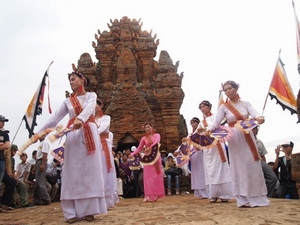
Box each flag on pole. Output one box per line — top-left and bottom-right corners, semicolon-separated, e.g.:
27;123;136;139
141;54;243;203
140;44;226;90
292;0;300;68
268;55;297;116
218;89;225;108
292;0;300;122
23;61;53;137
218;84;227;125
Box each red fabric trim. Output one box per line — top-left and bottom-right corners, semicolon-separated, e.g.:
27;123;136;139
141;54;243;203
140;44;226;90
216;142;227;162
68;93;96;154
100;133;112;172
224;102;260;161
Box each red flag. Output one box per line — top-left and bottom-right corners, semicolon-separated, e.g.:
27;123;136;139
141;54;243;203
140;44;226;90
23;62;53;137
268;55;297;116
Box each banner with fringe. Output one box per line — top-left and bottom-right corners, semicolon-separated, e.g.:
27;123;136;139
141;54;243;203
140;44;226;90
23;62;53;137
268;55;297;117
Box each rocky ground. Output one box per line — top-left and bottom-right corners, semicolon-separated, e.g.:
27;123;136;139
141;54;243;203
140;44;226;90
1;195;300;225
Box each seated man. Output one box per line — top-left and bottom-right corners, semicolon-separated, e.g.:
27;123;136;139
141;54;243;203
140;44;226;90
165;153;181;196
15;152;32;207
45;159;60;202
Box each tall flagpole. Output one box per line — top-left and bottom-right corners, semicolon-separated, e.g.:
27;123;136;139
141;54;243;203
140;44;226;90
11;119;24;144
292;0;300;123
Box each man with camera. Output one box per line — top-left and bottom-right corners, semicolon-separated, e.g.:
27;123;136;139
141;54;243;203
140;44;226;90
274;141;298;199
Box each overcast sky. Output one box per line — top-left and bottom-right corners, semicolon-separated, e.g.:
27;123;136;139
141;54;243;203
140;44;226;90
1;0;300;163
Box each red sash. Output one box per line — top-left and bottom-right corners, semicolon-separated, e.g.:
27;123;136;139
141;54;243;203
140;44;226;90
203;118;226;162
224;102;260;161
100;132;112;172
67;93;96;155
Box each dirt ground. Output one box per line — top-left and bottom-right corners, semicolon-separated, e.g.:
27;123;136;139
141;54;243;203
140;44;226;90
1;195;300;225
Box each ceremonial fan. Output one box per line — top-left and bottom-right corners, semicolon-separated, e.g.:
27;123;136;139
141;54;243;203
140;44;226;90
188;131;218;150
129;153;142;170
187;126;231;150
140;143;160;166
235;118;258;134
176;143;193;167
17;128;55;156
210;126;231;141
51;145;65;163
48;126;73;143
48;126;75;164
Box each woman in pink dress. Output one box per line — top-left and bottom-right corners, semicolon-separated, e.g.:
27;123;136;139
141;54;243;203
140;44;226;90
129;122;165;202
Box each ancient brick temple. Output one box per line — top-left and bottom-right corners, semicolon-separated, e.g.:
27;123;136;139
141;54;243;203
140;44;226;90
291;153;300;198
73;16;188;152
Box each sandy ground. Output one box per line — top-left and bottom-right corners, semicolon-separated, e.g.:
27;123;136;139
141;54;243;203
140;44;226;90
1;195;300;225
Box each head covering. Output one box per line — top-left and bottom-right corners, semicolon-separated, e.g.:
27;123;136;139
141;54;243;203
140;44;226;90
160;150;167;154
11;144;18;151
131;146;137;152
68;70;90;86
143;122;153;127
167;153;175;159
96;99;104;107
199;100;212;109
281;141;294;148
0;115;9;122
222;80;239;90
190;117;200;124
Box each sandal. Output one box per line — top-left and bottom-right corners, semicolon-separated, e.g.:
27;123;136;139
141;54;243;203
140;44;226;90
2;205;15;210
84;215;94;222
221;199;228;203
239;203;250;208
66;217;78;224
0;208;7;213
199;196;208;199
210;198;218;203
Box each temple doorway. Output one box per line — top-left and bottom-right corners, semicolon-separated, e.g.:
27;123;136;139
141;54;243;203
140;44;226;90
115;132;139;153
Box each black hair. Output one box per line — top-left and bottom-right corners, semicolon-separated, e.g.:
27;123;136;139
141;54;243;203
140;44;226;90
68;70;90;86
